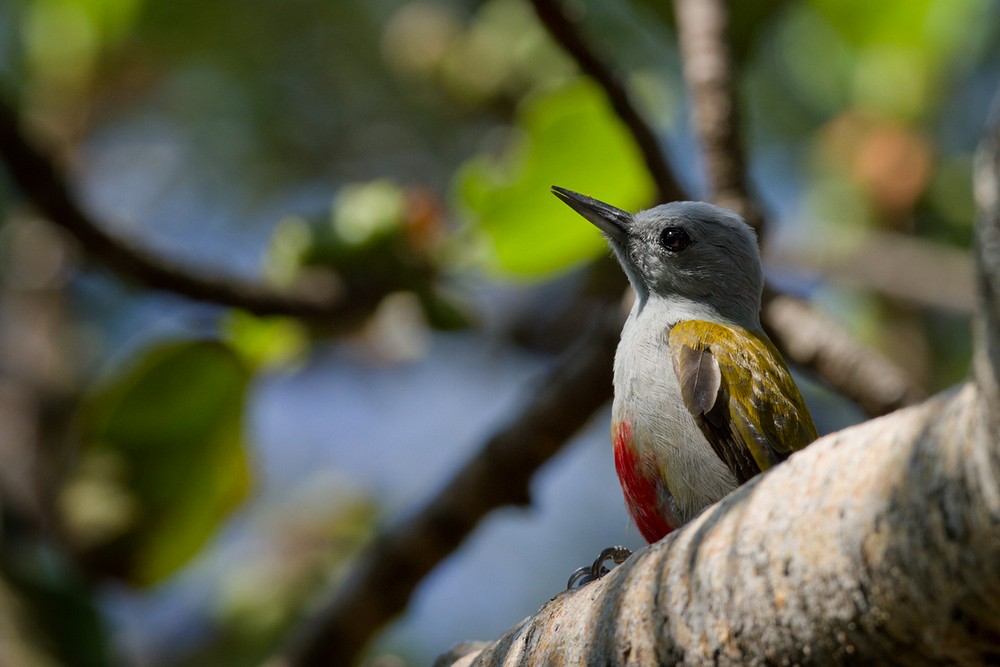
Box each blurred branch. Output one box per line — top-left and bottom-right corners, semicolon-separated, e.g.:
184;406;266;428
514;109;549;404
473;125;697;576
766;231;976;314
762;291;925;415
274;308;622;666
672;0;763;232
0;101;384;325
528;0;685;203
669;0;923;412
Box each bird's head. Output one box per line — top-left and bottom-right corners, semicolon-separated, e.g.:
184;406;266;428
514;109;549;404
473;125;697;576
552;186;764;326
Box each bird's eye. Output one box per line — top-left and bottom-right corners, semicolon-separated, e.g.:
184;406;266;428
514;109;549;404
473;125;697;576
658;227;691;252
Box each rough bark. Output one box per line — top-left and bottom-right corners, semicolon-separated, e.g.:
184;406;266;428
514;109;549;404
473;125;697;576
440;382;998;666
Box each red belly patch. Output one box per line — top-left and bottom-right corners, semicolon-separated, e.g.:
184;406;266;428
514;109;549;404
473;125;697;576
612;420;676;543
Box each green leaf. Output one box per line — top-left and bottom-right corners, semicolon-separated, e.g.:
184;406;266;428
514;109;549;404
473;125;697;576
222;311;308;371
456;79;655;277
71;340;252;586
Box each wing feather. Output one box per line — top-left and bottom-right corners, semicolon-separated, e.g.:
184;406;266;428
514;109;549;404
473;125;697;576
669;320;817;482
675;345;721;416
675;344;758;483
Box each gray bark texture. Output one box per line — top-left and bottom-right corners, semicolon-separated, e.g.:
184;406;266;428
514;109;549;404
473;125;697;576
434;106;1000;667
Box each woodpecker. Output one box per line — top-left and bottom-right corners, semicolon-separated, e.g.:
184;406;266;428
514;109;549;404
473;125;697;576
553;186;817;552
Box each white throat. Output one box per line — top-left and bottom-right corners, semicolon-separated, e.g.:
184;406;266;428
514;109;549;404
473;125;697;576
629;292;756;331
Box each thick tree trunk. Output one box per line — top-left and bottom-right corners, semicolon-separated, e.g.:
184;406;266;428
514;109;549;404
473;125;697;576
440;385;998;666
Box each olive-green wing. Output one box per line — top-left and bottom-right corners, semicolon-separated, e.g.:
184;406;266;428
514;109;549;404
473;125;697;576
669;320;818;484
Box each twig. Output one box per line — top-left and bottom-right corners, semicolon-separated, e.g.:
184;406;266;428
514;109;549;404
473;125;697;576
528;0;685;203
766;230;975;314
672;0;762;232
274;309;622;666
0;101;383;324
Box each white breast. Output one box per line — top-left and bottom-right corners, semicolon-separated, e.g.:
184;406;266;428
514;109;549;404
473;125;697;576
612;300;739;524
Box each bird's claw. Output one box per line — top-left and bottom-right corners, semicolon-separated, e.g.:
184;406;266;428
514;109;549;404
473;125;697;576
566;545;632;589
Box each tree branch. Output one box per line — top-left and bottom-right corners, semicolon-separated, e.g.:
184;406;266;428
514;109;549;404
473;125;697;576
440;382;999;666
766;230;976;314
274;308;623;666
673;0;762;232
0;101;385;325
762;291;925;415
527;0;685;203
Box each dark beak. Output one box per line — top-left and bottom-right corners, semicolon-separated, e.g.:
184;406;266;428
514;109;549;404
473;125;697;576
550;186;632;244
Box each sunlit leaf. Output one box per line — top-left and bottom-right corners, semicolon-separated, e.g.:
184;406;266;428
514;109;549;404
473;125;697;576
222;311;308;371
456;79;655;277
71;340;252;586
22;0;143;88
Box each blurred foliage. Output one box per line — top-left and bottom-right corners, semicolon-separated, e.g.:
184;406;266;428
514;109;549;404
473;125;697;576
266;178;470;331
221;311;309;371
270;180;432;289
180;485;377;667
384;0;575;106
1;0;999;664
748;0;994;229
741;0;996;389
64;340;251;586
19;0;141;87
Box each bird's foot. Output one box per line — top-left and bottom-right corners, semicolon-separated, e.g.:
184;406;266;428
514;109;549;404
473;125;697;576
566;545;632;589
